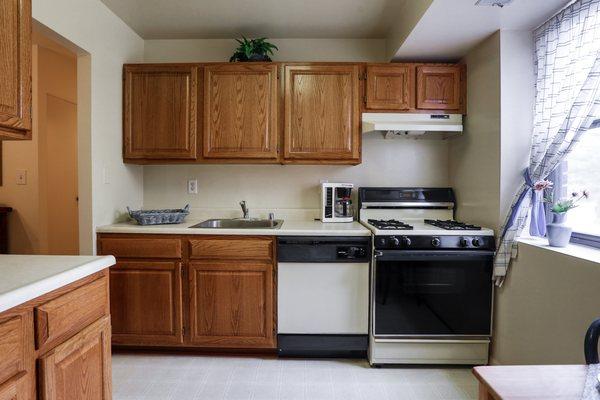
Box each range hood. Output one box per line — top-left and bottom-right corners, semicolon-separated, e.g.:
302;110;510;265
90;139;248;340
362;113;463;138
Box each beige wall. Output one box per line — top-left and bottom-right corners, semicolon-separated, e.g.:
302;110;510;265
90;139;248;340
144;136;450;212
142;39;450;212
144;38;387;63
0;44;78;254
499;31;535;221
32;0;145;254
491;242;600;365
0;47;41;254
450;32;502;231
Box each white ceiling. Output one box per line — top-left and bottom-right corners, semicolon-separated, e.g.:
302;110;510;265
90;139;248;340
100;0;408;39
393;0;571;61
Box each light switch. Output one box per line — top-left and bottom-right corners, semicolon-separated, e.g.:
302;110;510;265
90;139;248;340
188;179;198;194
16;170;27;185
102;167;110;184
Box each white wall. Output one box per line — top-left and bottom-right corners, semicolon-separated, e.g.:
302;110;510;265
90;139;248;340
32;0;145;253
450;32;502;231
142;39;449;213
144;38;387;63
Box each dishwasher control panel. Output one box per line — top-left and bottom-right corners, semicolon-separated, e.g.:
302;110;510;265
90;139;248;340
277;236;371;263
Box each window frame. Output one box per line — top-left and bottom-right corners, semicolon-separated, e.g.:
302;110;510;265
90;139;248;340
548;120;600;249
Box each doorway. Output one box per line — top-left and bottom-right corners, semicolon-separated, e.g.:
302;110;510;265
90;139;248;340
35;31;79;254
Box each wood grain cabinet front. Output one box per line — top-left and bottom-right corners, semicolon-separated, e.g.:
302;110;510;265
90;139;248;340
203;64;279;160
109;261;184;345
283;64;361;163
365;64;414;111
0;0;32;140
123;64;199;161
188;261;275;348
0;313;32;399
35;277;109;351
416;65;463;111
38;316;112;400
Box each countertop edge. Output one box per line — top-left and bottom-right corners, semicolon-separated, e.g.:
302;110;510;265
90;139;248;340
0;255;116;314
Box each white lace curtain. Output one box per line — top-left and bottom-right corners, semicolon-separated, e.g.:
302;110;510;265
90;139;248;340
494;0;600;285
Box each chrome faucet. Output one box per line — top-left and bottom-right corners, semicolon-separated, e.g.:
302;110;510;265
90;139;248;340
240;201;249;219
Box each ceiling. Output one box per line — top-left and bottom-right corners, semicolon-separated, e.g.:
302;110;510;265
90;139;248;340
393;0;571;61
100;0;408;39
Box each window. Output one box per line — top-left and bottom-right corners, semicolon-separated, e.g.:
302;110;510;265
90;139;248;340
550;123;600;247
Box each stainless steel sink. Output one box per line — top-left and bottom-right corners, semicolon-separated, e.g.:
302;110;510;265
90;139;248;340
190;218;283;229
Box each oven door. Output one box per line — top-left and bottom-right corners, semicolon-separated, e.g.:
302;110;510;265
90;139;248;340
372;250;493;338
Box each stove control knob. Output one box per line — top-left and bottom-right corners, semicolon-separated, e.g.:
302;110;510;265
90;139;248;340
390;236;400;247
459;237;469;247
472;238;482;247
431;237;441;248
376;237;387;248
402;236;412;247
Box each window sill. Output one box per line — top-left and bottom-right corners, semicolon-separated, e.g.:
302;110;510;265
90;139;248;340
516;237;600;265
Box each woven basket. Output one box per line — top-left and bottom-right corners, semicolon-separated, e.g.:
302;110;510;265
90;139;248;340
127;205;190;225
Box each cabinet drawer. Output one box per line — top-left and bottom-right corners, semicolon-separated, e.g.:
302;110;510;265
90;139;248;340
0;314;27;385
188;237;274;261
35;277;109;350
98;237;182;259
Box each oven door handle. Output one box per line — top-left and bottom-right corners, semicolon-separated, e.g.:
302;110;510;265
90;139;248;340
375;250;494;262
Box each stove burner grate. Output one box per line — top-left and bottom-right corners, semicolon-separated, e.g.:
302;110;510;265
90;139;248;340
424;219;482;230
368;219;414;230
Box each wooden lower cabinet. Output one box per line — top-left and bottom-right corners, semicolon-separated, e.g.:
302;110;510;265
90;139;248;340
98;233;277;350
0;272;112;400
189;261;275;348
109;261;183;345
38;316;112;400
0;373;28;400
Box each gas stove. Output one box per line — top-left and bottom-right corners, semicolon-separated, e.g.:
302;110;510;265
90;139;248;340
359;187;496;366
359;188;494;251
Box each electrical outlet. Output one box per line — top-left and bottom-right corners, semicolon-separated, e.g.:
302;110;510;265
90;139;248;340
16;170;27;185
187;179;198;194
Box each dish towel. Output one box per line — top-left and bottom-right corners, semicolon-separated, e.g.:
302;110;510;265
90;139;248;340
583;364;600;399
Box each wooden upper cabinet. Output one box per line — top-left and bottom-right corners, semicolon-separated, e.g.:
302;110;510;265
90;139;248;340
38;316;111;400
416;65;462;111
203;64;279;159
123;64;199;160
284;64;360;163
365;64;414;110
0;0;32;140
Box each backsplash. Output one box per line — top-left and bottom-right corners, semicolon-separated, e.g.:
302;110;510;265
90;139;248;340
143;136;450;214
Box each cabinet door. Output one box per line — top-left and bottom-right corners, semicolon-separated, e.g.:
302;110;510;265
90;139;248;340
416;65;462;110
284;64;360;162
123;64;198;160
365;64;414;110
203;64;278;159
109;261;183;345
189;261;275;348
39;316;111;400
0;372;28;400
0;0;32;139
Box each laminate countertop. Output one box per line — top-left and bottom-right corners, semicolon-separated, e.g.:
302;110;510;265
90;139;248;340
96;220;371;237
0;255;116;313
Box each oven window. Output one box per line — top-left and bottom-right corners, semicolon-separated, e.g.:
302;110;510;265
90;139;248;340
374;256;493;336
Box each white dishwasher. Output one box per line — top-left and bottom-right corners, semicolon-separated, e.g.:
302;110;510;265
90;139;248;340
277;236;371;357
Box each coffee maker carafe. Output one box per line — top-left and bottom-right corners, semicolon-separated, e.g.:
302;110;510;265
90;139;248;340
320;183;354;223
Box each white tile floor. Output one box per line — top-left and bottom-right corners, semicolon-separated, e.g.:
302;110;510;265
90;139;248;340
112;353;479;400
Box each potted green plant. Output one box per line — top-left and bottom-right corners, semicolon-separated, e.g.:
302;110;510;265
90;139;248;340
229;37;279;62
